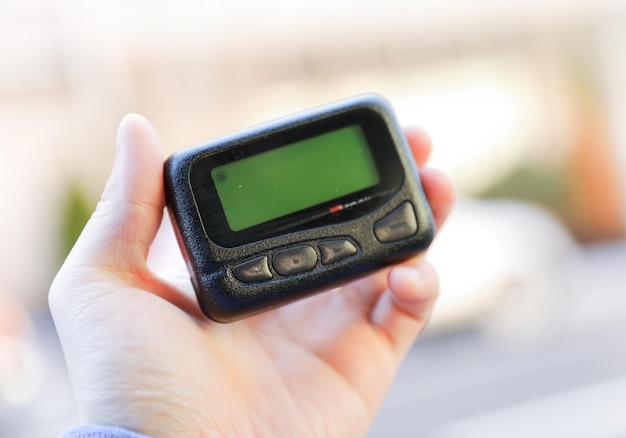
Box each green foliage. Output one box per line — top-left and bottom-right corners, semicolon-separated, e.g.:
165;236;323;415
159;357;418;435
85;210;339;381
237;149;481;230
59;181;96;262
479;165;570;214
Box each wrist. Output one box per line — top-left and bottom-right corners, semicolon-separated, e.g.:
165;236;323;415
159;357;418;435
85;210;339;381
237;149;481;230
59;424;153;438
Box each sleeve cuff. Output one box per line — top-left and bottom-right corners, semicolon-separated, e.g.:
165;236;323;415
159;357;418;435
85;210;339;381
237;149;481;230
59;424;153;438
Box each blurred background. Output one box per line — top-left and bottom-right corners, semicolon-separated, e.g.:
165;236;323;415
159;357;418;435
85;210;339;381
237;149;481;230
1;0;626;436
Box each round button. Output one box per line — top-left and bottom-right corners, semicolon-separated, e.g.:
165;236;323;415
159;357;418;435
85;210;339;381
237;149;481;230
272;245;317;276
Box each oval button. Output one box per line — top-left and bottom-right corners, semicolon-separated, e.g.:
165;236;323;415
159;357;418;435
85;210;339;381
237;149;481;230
272;245;317;277
232;256;272;283
318;239;358;265
374;202;418;243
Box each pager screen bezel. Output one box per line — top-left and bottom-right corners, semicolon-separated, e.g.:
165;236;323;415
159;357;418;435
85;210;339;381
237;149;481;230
189;107;405;248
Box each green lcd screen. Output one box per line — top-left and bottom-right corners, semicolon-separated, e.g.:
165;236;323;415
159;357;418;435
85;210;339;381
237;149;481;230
211;124;380;231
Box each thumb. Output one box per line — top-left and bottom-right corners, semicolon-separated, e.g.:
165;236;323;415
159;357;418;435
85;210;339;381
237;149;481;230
67;114;165;274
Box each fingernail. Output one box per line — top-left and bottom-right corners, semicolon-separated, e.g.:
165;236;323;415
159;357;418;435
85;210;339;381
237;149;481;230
397;266;422;289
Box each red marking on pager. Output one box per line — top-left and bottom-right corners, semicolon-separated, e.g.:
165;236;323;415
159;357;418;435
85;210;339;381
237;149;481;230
329;205;344;213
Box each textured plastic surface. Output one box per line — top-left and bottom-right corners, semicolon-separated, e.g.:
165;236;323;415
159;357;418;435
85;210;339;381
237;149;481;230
164;94;435;322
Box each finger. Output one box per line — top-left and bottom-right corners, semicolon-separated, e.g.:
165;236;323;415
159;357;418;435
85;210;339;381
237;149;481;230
370;259;440;362
405;126;455;229
404;127;432;168
420;167;455;230
69;114;165;273
338;166;454;310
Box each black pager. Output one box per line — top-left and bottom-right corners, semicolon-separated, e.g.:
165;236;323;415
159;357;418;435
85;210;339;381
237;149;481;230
164;94;435;322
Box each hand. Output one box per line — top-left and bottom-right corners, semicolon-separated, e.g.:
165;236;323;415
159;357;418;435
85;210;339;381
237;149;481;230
49;115;455;438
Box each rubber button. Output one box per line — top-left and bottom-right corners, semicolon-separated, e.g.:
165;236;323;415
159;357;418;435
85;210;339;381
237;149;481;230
318;240;358;265
232;256;272;283
374;202;418;243
272;245;317;276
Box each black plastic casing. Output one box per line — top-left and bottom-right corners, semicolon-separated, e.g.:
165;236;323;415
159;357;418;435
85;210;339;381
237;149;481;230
164;94;435;322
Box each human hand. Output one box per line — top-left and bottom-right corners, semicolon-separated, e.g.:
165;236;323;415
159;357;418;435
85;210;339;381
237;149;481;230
49;115;455;438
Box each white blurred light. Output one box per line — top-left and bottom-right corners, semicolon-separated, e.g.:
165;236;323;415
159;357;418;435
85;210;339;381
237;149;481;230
393;81;528;194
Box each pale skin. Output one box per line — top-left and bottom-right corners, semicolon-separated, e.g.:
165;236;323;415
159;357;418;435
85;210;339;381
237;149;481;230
49;115;455;438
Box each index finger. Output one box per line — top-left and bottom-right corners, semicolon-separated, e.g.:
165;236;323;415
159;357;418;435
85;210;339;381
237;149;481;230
404;127;433;168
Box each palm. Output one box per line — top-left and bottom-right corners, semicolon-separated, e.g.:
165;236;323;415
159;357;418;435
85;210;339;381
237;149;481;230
80;266;397;436
50;115;453;438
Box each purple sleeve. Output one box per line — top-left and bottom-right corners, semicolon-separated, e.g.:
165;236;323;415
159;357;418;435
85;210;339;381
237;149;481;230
59;424;152;438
